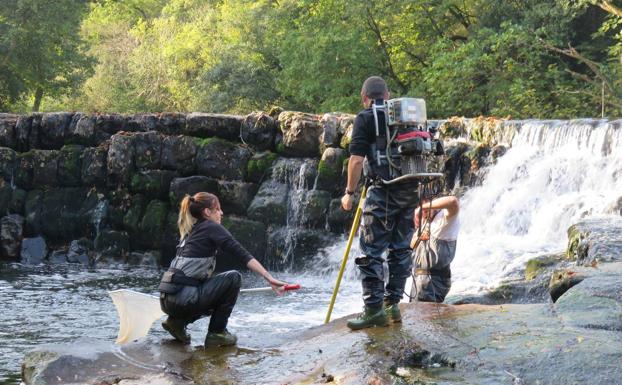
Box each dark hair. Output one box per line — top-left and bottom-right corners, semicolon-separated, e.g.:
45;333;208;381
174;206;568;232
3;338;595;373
361;76;388;99
178;192;220;238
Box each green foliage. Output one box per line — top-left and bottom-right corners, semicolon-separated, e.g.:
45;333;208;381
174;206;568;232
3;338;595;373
1;0;621;117
0;0;92;111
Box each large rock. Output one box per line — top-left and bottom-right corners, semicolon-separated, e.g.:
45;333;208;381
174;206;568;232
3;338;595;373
0;183;11;214
134;131;162;170
20;236;47;264
81;145;108;186
277;111;322;157
68;113;111;146
24;190;43;236
15;114;41;151
566;218;622;266
40;113;74;149
32;150;59;187
218;216;267;270
443;142;472;192
299;190;331;229
94;230;130;261
125;113;157;132
66;238;92;265
15;151;35;190
161;135;197;175
130;170;176;200
136;200;169;249
123;194;147;236
315;147;346;192
0;214;24;260
217;180;258;216
0;146;16;181
107;133;136;185
157;112;186;135
195;138;251;180
58;145;83;187
266;226;336;268
184;112;244;141
0;113;17;148
94;113;127;134
241;111;277;151
169;176;219;207
247;180;288;225
8;188;26;214
327;198;354;233
245;151;278;184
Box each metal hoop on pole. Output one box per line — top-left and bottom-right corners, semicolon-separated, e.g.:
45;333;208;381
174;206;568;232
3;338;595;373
324;186;367;324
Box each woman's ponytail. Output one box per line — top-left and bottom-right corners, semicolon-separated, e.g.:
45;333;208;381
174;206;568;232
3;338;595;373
177;192;220;239
178;195;196;239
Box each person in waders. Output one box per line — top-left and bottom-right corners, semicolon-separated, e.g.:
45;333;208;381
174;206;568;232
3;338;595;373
158;192;287;347
411;196;460;302
341;76;419;330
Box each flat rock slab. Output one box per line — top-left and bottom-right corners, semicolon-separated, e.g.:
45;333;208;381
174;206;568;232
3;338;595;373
23;293;622;384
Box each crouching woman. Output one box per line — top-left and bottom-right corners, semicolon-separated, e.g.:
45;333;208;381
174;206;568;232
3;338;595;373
158;192;287;347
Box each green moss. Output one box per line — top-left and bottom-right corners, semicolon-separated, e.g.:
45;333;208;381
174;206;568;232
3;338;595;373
566;225;584;260
318;159;339;180
276;142;285;154
139;200;169;234
525;256;559;281
247;152;277;176
488;284;513;301
194;137;225;147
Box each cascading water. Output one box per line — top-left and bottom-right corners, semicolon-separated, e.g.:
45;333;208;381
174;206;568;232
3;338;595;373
451;119;622;294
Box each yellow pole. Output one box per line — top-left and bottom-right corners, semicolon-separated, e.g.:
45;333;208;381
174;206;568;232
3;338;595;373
324;185;367;324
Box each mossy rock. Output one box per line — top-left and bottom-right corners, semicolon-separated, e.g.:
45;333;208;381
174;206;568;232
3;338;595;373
130;170;176;200
301;190;331;228
246;180;288;226
0;147;16;181
137;200;169;248
246;152;278;184
134;131;162;170
32;150;60;187
0;183;11;214
316;148;346;192
81;146;108;187
566;224;587;261
123;194;147;235
94;230;130;261
58;145;84;187
15;151;35;190
219;216;267;269
195;137;251;180
8;188;26;214
24;189;43;236
525;255;560;281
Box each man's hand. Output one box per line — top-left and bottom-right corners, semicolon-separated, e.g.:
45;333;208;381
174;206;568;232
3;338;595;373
341;193;354;211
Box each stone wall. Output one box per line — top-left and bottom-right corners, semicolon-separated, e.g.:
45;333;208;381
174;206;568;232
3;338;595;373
0;111;358;269
0;111;495;269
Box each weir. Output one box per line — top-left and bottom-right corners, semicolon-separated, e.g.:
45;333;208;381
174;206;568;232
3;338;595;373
2;115;622;383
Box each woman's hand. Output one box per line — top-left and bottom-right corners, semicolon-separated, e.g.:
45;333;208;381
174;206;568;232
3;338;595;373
266;276;288;295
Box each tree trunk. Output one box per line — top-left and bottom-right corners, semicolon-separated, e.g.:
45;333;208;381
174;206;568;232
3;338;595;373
32;87;43;112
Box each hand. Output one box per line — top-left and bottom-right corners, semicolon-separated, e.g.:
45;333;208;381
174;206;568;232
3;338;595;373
266;276;288;295
341;194;354;211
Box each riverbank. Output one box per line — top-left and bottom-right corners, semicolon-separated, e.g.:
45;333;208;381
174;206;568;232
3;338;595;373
21;217;622;384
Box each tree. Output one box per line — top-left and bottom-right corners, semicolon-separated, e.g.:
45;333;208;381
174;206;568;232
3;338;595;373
0;0;92;111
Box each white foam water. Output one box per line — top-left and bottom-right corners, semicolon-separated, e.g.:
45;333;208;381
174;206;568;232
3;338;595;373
452;119;622;294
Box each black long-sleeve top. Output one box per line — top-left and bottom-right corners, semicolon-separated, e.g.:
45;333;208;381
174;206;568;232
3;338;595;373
180;219;253;265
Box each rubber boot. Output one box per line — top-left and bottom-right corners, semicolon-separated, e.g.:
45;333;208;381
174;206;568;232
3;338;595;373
162;317;191;344
204;329;238;347
346;306;388;330
384;301;401;323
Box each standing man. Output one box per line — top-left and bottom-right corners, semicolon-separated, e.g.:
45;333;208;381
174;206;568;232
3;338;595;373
341;76;419;330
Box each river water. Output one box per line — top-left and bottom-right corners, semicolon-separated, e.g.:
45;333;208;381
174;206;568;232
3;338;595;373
2;119;622;384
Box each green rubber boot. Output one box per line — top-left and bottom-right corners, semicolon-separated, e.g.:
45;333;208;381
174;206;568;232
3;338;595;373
204;329;238;348
346;306;388;330
384;301;402;323
162;317;191;344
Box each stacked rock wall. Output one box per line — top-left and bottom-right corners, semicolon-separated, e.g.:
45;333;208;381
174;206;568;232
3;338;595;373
0;111;501;269
0;111;357;269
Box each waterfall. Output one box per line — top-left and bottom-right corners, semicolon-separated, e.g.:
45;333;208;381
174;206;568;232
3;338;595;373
452;119;622;294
